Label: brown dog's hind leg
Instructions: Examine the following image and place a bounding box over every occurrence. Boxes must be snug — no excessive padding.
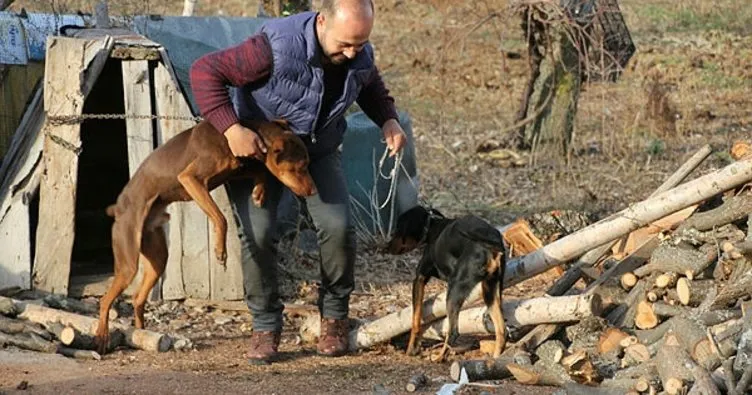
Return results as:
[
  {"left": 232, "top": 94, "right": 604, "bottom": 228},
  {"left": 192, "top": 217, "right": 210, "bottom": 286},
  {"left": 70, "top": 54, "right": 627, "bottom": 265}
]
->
[
  {"left": 177, "top": 161, "right": 228, "bottom": 264},
  {"left": 96, "top": 221, "right": 140, "bottom": 354},
  {"left": 406, "top": 274, "right": 428, "bottom": 356},
  {"left": 132, "top": 227, "right": 168, "bottom": 330}
]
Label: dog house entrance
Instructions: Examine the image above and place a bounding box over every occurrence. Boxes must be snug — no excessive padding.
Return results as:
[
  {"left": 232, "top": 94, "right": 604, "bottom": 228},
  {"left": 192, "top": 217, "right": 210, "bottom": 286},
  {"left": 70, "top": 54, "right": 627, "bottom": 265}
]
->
[{"left": 68, "top": 58, "right": 136, "bottom": 296}]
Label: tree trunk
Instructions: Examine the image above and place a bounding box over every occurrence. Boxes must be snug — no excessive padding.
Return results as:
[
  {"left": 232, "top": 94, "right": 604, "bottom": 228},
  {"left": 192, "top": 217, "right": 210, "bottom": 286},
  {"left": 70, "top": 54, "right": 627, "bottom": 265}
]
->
[{"left": 523, "top": 24, "right": 581, "bottom": 160}]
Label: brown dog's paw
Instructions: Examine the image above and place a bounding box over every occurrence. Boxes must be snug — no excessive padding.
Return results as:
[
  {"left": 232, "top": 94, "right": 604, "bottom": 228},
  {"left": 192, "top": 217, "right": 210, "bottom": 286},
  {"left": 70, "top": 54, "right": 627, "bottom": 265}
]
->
[
  {"left": 252, "top": 184, "right": 265, "bottom": 207},
  {"left": 94, "top": 333, "right": 109, "bottom": 355},
  {"left": 215, "top": 246, "right": 227, "bottom": 264},
  {"left": 406, "top": 346, "right": 421, "bottom": 357}
]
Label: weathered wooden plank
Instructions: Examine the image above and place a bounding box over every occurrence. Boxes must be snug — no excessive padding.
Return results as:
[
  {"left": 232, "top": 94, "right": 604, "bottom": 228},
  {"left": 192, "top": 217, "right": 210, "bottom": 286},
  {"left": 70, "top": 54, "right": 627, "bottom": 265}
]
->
[
  {"left": 33, "top": 37, "right": 110, "bottom": 295},
  {"left": 209, "top": 186, "right": 244, "bottom": 300},
  {"left": 152, "top": 61, "right": 200, "bottom": 300},
  {"left": 0, "top": 62, "right": 44, "bottom": 159},
  {"left": 121, "top": 59, "right": 155, "bottom": 298}
]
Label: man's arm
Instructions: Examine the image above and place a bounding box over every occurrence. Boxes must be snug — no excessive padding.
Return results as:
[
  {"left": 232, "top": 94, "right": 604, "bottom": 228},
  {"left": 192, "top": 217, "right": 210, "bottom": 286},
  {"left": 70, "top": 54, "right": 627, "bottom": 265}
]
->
[
  {"left": 189, "top": 34, "right": 273, "bottom": 133},
  {"left": 355, "top": 66, "right": 399, "bottom": 127},
  {"left": 356, "top": 67, "right": 406, "bottom": 157}
]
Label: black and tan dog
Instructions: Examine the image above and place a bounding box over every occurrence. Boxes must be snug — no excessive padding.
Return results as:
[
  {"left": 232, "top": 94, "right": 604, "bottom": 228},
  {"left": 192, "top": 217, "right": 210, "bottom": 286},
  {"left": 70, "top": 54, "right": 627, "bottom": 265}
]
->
[{"left": 387, "top": 205, "right": 507, "bottom": 361}]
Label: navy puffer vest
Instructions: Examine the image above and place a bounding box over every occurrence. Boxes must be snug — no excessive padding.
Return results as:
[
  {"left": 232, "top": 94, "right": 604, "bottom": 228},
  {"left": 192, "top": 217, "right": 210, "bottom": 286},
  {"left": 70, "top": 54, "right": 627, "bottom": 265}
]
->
[{"left": 232, "top": 11, "right": 376, "bottom": 157}]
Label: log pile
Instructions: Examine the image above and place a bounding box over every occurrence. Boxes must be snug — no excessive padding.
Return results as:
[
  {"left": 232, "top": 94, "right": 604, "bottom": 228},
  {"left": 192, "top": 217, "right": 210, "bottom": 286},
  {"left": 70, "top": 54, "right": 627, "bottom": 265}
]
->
[
  {"left": 395, "top": 142, "right": 752, "bottom": 394},
  {"left": 0, "top": 289, "right": 184, "bottom": 360}
]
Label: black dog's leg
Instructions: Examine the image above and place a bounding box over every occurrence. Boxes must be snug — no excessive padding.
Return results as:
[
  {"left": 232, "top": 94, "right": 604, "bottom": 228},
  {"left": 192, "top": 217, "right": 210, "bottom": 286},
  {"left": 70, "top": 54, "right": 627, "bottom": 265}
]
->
[
  {"left": 406, "top": 273, "right": 429, "bottom": 356},
  {"left": 407, "top": 257, "right": 436, "bottom": 356},
  {"left": 435, "top": 280, "right": 475, "bottom": 362},
  {"left": 482, "top": 278, "right": 506, "bottom": 357}
]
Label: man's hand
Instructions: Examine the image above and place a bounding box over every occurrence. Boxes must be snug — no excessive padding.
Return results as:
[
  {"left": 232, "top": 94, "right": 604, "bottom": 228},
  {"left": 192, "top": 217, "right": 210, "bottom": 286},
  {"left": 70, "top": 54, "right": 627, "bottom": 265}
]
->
[
  {"left": 224, "top": 123, "right": 267, "bottom": 160},
  {"left": 382, "top": 118, "right": 407, "bottom": 157}
]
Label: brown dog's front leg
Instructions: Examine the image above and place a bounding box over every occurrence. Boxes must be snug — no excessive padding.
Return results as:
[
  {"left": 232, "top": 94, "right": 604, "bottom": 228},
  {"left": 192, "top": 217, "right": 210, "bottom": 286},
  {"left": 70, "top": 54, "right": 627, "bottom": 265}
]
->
[
  {"left": 251, "top": 170, "right": 267, "bottom": 207},
  {"left": 177, "top": 161, "right": 228, "bottom": 265},
  {"left": 406, "top": 274, "right": 428, "bottom": 356}
]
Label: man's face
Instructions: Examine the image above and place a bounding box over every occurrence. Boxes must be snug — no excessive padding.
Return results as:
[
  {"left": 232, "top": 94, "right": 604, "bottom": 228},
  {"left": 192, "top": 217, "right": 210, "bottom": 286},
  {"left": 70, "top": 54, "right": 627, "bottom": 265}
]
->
[{"left": 316, "top": 8, "right": 373, "bottom": 65}]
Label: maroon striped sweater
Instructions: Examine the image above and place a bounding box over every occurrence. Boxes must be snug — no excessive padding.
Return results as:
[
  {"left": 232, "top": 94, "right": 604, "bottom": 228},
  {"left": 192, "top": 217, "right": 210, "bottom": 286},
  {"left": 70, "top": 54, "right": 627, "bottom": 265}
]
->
[{"left": 189, "top": 34, "right": 399, "bottom": 134}]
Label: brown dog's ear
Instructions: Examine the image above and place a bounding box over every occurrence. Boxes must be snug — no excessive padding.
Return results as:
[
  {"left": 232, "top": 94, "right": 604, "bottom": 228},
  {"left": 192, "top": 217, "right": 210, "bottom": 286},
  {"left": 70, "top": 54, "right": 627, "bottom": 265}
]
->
[{"left": 272, "top": 119, "right": 289, "bottom": 129}]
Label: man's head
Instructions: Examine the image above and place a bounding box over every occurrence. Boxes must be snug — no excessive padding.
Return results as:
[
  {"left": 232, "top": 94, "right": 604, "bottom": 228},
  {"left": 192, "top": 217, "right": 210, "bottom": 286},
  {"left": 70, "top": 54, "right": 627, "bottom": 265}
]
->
[{"left": 316, "top": 0, "right": 374, "bottom": 65}]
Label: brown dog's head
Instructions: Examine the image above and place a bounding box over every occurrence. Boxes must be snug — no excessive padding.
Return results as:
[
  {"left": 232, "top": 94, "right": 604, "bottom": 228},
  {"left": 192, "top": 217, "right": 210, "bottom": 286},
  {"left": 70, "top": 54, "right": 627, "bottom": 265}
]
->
[
  {"left": 386, "top": 205, "right": 444, "bottom": 254},
  {"left": 255, "top": 120, "right": 317, "bottom": 198}
]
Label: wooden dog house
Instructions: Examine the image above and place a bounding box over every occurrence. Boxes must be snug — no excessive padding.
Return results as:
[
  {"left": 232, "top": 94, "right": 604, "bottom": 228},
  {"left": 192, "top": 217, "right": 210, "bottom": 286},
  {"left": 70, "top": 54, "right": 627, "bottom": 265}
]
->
[{"left": 0, "top": 29, "right": 245, "bottom": 301}]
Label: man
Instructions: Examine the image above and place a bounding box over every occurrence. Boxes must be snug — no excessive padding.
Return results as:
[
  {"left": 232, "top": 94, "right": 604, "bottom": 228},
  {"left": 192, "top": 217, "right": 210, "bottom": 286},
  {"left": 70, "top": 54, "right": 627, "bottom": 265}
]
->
[{"left": 189, "top": 0, "right": 407, "bottom": 364}]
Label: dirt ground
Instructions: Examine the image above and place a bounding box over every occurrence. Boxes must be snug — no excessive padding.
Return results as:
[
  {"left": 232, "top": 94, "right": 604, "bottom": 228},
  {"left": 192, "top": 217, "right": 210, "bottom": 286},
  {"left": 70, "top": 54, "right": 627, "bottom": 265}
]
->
[{"left": 4, "top": 0, "right": 752, "bottom": 393}]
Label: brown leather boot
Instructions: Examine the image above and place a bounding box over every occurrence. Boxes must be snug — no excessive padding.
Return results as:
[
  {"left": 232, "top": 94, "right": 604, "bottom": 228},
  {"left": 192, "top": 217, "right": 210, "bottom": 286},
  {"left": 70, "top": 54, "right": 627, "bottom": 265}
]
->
[
  {"left": 317, "top": 318, "right": 349, "bottom": 357},
  {"left": 246, "top": 330, "right": 281, "bottom": 365}
]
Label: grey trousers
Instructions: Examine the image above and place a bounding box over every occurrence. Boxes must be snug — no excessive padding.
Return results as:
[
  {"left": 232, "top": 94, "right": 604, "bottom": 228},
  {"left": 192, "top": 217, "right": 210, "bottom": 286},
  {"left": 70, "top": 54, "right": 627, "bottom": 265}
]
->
[{"left": 226, "top": 150, "right": 356, "bottom": 332}]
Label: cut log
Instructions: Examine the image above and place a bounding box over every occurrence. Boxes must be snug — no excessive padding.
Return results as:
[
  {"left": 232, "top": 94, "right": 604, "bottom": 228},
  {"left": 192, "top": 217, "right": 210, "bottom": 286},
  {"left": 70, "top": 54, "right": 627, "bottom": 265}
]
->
[
  {"left": 561, "top": 349, "right": 600, "bottom": 385},
  {"left": 657, "top": 333, "right": 693, "bottom": 394},
  {"left": 419, "top": 293, "right": 602, "bottom": 340},
  {"left": 507, "top": 360, "right": 572, "bottom": 387},
  {"left": 0, "top": 297, "right": 17, "bottom": 316},
  {"left": 651, "top": 302, "right": 742, "bottom": 326},
  {"left": 57, "top": 346, "right": 102, "bottom": 361},
  {"left": 54, "top": 325, "right": 122, "bottom": 352},
  {"left": 669, "top": 317, "right": 721, "bottom": 371},
  {"left": 405, "top": 373, "right": 427, "bottom": 392},
  {"left": 686, "top": 356, "right": 721, "bottom": 395},
  {"left": 710, "top": 259, "right": 752, "bottom": 310},
  {"left": 677, "top": 278, "right": 716, "bottom": 307},
  {"left": 734, "top": 327, "right": 752, "bottom": 374},
  {"left": 598, "top": 327, "right": 629, "bottom": 354},
  {"left": 635, "top": 300, "right": 659, "bottom": 330},
  {"left": 623, "top": 343, "right": 651, "bottom": 366},
  {"left": 536, "top": 339, "right": 566, "bottom": 364},
  {"left": 606, "top": 274, "right": 652, "bottom": 328},
  {"left": 352, "top": 156, "right": 752, "bottom": 349},
  {"left": 449, "top": 350, "right": 531, "bottom": 382},
  {"left": 0, "top": 296, "right": 170, "bottom": 352},
  {"left": 621, "top": 272, "right": 638, "bottom": 290},
  {"left": 656, "top": 272, "right": 679, "bottom": 288},
  {"left": 43, "top": 294, "right": 117, "bottom": 320},
  {"left": 566, "top": 316, "right": 609, "bottom": 351},
  {"left": 635, "top": 244, "right": 718, "bottom": 280},
  {"left": 676, "top": 192, "right": 752, "bottom": 234},
  {"left": 735, "top": 362, "right": 752, "bottom": 395},
  {"left": 0, "top": 331, "right": 58, "bottom": 353},
  {"left": 0, "top": 315, "right": 52, "bottom": 340}
]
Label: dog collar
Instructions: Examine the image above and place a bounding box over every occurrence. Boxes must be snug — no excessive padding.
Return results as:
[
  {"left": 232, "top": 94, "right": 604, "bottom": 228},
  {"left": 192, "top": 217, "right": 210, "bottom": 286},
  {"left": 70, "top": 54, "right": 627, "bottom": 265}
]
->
[{"left": 418, "top": 209, "right": 442, "bottom": 244}]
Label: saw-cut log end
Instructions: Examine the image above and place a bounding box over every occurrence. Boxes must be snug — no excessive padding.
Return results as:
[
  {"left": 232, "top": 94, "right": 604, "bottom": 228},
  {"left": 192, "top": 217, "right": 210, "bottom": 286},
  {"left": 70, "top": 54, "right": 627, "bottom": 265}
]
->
[
  {"left": 635, "top": 301, "right": 659, "bottom": 330},
  {"left": 621, "top": 272, "right": 638, "bottom": 290}
]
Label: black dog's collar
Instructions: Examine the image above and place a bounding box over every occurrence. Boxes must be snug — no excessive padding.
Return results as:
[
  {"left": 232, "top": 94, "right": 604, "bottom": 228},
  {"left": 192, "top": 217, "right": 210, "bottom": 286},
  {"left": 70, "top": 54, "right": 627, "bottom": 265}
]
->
[{"left": 418, "top": 208, "right": 443, "bottom": 244}]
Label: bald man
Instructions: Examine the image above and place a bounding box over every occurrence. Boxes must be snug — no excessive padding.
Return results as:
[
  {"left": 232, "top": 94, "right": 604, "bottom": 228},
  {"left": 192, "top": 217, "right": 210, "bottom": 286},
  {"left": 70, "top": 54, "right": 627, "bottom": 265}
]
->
[{"left": 189, "top": 0, "right": 406, "bottom": 364}]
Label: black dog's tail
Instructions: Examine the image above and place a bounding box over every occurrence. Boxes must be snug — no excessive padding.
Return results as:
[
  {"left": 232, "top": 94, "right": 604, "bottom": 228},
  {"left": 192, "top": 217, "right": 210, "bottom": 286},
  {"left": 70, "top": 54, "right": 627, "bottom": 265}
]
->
[{"left": 455, "top": 215, "right": 505, "bottom": 249}]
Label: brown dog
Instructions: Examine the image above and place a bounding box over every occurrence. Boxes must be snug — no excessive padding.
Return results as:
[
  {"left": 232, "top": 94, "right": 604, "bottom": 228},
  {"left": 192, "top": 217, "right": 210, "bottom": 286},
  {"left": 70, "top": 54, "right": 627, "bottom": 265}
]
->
[{"left": 95, "top": 119, "right": 316, "bottom": 354}]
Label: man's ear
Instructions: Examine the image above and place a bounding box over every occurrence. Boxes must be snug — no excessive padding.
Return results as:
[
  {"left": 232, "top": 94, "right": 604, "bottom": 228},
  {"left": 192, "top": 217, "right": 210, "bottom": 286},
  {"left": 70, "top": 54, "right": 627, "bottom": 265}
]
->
[{"left": 272, "top": 119, "right": 289, "bottom": 129}]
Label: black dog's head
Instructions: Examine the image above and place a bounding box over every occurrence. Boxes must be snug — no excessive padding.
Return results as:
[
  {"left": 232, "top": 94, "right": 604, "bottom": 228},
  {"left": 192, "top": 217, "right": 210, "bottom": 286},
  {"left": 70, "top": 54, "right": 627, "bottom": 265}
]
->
[{"left": 386, "top": 205, "right": 444, "bottom": 254}]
